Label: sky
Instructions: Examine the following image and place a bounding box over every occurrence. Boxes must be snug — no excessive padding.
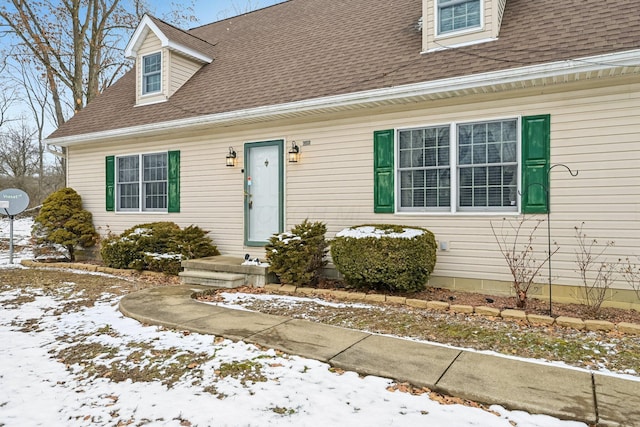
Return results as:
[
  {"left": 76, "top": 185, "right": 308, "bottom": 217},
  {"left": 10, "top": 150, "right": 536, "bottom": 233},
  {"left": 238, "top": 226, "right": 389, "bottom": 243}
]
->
[
  {"left": 0, "top": 0, "right": 286, "bottom": 140},
  {"left": 153, "top": 0, "right": 285, "bottom": 26}
]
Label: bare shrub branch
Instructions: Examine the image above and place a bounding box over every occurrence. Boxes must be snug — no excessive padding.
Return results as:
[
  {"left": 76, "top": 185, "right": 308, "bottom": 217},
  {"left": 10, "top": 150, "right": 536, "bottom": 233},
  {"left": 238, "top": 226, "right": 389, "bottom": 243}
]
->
[
  {"left": 491, "top": 216, "right": 558, "bottom": 309},
  {"left": 574, "top": 222, "right": 619, "bottom": 316},
  {"left": 620, "top": 256, "right": 640, "bottom": 301}
]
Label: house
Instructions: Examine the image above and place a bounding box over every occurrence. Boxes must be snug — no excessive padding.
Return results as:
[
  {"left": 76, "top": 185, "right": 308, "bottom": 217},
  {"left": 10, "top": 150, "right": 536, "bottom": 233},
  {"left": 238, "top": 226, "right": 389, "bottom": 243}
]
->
[{"left": 46, "top": 0, "right": 640, "bottom": 308}]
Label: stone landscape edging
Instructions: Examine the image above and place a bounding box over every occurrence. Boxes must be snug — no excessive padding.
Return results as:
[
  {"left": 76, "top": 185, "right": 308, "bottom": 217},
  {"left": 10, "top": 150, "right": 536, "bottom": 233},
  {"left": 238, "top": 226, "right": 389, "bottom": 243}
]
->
[
  {"left": 18, "top": 260, "right": 640, "bottom": 335},
  {"left": 263, "top": 284, "right": 640, "bottom": 335}
]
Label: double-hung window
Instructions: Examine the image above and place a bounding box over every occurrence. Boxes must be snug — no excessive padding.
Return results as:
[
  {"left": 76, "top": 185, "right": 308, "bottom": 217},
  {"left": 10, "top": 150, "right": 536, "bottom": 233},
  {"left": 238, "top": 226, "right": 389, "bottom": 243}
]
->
[
  {"left": 399, "top": 125, "right": 451, "bottom": 210},
  {"left": 116, "top": 153, "right": 168, "bottom": 212},
  {"left": 142, "top": 52, "right": 162, "bottom": 94},
  {"left": 398, "top": 118, "right": 518, "bottom": 213},
  {"left": 438, "top": 0, "right": 482, "bottom": 34},
  {"left": 374, "top": 115, "right": 549, "bottom": 215}
]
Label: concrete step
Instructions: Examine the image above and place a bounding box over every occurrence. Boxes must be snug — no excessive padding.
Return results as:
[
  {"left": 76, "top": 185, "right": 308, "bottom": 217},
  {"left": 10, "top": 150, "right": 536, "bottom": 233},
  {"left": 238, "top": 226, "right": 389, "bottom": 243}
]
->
[
  {"left": 182, "top": 256, "right": 268, "bottom": 275},
  {"left": 179, "top": 270, "right": 246, "bottom": 288}
]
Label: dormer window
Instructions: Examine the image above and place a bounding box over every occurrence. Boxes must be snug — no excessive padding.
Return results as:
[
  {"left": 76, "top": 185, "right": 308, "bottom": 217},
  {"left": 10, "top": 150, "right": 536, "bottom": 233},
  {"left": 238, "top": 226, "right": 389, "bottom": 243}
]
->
[
  {"left": 143, "top": 52, "right": 162, "bottom": 94},
  {"left": 125, "top": 15, "right": 213, "bottom": 106},
  {"left": 438, "top": 0, "right": 481, "bottom": 35}
]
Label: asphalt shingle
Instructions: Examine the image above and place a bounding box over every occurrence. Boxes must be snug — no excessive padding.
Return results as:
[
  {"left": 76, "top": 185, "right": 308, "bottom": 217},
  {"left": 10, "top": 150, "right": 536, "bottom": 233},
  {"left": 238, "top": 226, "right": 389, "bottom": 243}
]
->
[{"left": 49, "top": 0, "right": 640, "bottom": 139}]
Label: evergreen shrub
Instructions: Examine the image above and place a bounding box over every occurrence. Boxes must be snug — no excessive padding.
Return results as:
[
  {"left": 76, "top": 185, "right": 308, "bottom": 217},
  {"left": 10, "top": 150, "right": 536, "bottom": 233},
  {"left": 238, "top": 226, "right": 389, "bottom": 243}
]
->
[
  {"left": 32, "top": 187, "right": 98, "bottom": 261},
  {"left": 265, "top": 219, "right": 328, "bottom": 286},
  {"left": 330, "top": 224, "right": 437, "bottom": 293},
  {"left": 100, "top": 222, "right": 219, "bottom": 274}
]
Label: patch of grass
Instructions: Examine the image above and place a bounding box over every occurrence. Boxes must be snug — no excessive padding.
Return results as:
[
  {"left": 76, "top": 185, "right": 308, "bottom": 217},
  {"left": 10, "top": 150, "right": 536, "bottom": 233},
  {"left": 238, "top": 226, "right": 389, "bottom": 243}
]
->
[
  {"left": 203, "top": 385, "right": 228, "bottom": 399},
  {"left": 10, "top": 317, "right": 44, "bottom": 332},
  {"left": 236, "top": 297, "right": 640, "bottom": 375},
  {"left": 270, "top": 406, "right": 296, "bottom": 415},
  {"left": 57, "top": 342, "right": 121, "bottom": 378},
  {"left": 96, "top": 324, "right": 120, "bottom": 337},
  {"left": 56, "top": 339, "right": 213, "bottom": 387},
  {"left": 215, "top": 359, "right": 268, "bottom": 385},
  {"left": 0, "top": 292, "right": 37, "bottom": 307}
]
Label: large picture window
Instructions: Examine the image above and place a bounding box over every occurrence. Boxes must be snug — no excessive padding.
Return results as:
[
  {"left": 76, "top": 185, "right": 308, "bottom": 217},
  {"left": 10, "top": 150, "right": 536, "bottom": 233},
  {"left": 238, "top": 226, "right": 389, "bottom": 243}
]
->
[
  {"left": 398, "top": 118, "right": 518, "bottom": 213},
  {"left": 142, "top": 52, "right": 162, "bottom": 94},
  {"left": 437, "top": 0, "right": 481, "bottom": 35},
  {"left": 116, "top": 153, "right": 168, "bottom": 212}
]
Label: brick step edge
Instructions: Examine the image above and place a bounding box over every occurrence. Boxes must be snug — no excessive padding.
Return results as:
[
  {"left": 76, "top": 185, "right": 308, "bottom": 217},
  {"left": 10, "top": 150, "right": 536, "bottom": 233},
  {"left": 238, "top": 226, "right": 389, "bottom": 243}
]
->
[
  {"left": 20, "top": 259, "right": 172, "bottom": 279},
  {"left": 263, "top": 284, "right": 640, "bottom": 335}
]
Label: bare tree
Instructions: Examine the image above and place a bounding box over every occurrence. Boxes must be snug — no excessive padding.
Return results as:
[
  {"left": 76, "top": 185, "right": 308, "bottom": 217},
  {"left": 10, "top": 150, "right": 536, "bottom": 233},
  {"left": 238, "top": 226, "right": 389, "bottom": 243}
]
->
[
  {"left": 0, "top": 0, "right": 196, "bottom": 127},
  {"left": 8, "top": 57, "right": 53, "bottom": 200},
  {"left": 0, "top": 119, "right": 38, "bottom": 187},
  {"left": 0, "top": 61, "right": 17, "bottom": 129}
]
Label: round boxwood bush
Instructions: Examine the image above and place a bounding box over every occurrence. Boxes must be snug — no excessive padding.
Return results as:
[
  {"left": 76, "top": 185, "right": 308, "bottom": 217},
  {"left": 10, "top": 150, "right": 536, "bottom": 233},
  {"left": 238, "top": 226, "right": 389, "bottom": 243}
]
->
[
  {"left": 100, "top": 222, "right": 219, "bottom": 274},
  {"left": 330, "top": 224, "right": 436, "bottom": 293}
]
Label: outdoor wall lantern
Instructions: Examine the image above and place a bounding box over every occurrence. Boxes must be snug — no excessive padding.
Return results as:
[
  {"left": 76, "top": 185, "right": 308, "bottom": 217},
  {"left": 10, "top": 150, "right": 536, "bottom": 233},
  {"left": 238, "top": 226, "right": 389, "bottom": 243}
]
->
[
  {"left": 288, "top": 141, "right": 300, "bottom": 163},
  {"left": 226, "top": 147, "right": 237, "bottom": 167}
]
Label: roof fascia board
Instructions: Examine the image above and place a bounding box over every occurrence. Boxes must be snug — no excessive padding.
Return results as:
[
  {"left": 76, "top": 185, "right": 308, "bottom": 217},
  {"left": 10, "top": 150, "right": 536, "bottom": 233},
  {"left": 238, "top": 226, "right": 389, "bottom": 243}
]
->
[
  {"left": 166, "top": 41, "right": 213, "bottom": 63},
  {"left": 125, "top": 15, "right": 167, "bottom": 59},
  {"left": 125, "top": 15, "right": 212, "bottom": 63},
  {"left": 48, "top": 48, "right": 640, "bottom": 147}
]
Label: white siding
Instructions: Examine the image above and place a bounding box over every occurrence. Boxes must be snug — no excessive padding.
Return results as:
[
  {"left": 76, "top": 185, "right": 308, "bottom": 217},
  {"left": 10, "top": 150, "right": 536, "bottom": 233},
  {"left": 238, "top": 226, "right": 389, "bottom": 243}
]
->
[{"left": 67, "top": 77, "right": 640, "bottom": 293}]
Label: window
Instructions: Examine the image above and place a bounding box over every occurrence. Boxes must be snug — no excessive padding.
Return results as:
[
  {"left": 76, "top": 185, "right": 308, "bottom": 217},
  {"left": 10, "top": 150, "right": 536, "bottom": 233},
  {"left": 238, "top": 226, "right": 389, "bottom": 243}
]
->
[
  {"left": 106, "top": 151, "right": 180, "bottom": 213},
  {"left": 142, "top": 52, "right": 162, "bottom": 94},
  {"left": 373, "top": 116, "right": 549, "bottom": 215},
  {"left": 397, "top": 118, "right": 518, "bottom": 213},
  {"left": 438, "top": 0, "right": 481, "bottom": 34},
  {"left": 116, "top": 153, "right": 168, "bottom": 211},
  {"left": 399, "top": 125, "right": 451, "bottom": 210}
]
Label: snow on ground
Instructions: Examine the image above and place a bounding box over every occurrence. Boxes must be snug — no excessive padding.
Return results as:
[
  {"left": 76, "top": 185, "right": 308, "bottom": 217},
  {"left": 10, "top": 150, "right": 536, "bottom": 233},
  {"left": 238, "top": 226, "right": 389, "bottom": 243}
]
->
[
  {"left": 0, "top": 216, "right": 34, "bottom": 266},
  {"left": 0, "top": 217, "right": 588, "bottom": 426}
]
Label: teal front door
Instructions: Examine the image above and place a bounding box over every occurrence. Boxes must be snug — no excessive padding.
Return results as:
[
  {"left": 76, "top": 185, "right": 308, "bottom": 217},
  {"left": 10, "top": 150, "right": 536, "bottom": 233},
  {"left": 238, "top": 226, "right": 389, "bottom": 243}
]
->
[{"left": 244, "top": 140, "right": 284, "bottom": 246}]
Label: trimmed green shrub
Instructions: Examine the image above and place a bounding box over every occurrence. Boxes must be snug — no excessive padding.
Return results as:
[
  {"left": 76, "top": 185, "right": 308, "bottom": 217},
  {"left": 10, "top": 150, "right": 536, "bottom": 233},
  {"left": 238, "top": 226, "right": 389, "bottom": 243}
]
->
[
  {"left": 169, "top": 225, "right": 220, "bottom": 259},
  {"left": 32, "top": 187, "right": 98, "bottom": 261},
  {"left": 100, "top": 222, "right": 219, "bottom": 274},
  {"left": 143, "top": 253, "right": 184, "bottom": 275},
  {"left": 330, "top": 224, "right": 437, "bottom": 293},
  {"left": 265, "top": 219, "right": 328, "bottom": 286}
]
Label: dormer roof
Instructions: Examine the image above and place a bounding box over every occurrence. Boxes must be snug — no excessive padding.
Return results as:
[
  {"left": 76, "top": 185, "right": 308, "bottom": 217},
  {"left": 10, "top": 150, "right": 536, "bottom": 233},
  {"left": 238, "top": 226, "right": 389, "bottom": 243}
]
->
[{"left": 125, "top": 14, "right": 214, "bottom": 64}]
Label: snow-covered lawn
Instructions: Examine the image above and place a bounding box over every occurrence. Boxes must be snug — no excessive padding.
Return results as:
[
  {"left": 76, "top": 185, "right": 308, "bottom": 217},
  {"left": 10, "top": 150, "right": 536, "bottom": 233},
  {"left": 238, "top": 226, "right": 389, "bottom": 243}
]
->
[{"left": 0, "top": 217, "right": 588, "bottom": 426}]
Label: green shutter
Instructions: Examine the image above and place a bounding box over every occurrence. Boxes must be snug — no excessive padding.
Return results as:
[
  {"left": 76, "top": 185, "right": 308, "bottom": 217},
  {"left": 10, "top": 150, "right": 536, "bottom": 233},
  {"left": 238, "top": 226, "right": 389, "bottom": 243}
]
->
[
  {"left": 373, "top": 129, "right": 394, "bottom": 213},
  {"left": 168, "top": 150, "right": 180, "bottom": 213},
  {"left": 105, "top": 156, "right": 115, "bottom": 211},
  {"left": 521, "top": 115, "right": 550, "bottom": 214}
]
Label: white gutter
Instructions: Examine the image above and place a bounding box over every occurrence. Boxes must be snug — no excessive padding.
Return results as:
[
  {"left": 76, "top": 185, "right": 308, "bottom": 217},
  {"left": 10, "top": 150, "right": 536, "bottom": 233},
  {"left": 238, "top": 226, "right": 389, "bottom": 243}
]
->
[{"left": 47, "top": 48, "right": 640, "bottom": 147}]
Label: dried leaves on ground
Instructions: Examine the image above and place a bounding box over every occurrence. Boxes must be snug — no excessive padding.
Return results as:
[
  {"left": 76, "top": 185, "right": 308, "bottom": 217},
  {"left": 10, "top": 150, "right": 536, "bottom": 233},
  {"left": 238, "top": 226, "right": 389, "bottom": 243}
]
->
[{"left": 200, "top": 285, "right": 640, "bottom": 376}]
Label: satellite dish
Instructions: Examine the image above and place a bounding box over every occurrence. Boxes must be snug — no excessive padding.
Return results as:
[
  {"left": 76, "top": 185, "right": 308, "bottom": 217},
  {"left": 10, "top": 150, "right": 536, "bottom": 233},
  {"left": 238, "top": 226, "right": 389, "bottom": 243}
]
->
[{"left": 0, "top": 188, "right": 30, "bottom": 216}]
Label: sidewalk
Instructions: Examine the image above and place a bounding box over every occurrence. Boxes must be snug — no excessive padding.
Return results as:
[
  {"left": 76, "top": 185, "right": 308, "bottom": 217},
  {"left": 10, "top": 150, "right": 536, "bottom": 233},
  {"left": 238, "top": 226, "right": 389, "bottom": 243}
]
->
[{"left": 119, "top": 285, "right": 640, "bottom": 427}]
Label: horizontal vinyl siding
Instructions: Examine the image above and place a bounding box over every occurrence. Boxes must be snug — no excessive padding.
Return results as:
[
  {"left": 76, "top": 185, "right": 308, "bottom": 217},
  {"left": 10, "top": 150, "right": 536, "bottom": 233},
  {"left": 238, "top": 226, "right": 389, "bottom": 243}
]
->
[
  {"left": 168, "top": 52, "right": 201, "bottom": 97},
  {"left": 67, "top": 77, "right": 640, "bottom": 291}
]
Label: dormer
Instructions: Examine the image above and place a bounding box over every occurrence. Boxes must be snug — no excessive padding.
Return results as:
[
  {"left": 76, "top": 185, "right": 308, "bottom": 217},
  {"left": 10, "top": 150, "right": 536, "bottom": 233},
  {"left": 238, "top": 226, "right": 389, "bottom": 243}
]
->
[
  {"left": 125, "top": 15, "right": 214, "bottom": 106},
  {"left": 422, "top": 0, "right": 507, "bottom": 53}
]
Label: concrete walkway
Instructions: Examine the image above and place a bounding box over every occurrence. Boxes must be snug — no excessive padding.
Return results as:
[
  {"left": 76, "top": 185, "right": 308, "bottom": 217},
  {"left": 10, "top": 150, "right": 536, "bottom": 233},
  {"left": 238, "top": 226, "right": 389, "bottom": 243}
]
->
[{"left": 119, "top": 285, "right": 640, "bottom": 427}]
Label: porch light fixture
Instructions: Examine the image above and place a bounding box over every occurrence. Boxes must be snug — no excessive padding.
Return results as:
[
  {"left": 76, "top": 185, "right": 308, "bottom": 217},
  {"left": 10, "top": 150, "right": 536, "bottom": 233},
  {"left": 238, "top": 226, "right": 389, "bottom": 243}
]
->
[
  {"left": 288, "top": 142, "right": 300, "bottom": 163},
  {"left": 226, "top": 147, "right": 237, "bottom": 167}
]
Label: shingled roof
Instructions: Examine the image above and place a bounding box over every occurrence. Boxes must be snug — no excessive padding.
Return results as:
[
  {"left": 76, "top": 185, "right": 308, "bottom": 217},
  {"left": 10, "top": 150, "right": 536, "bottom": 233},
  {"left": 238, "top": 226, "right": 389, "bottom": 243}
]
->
[{"left": 49, "top": 0, "right": 640, "bottom": 141}]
